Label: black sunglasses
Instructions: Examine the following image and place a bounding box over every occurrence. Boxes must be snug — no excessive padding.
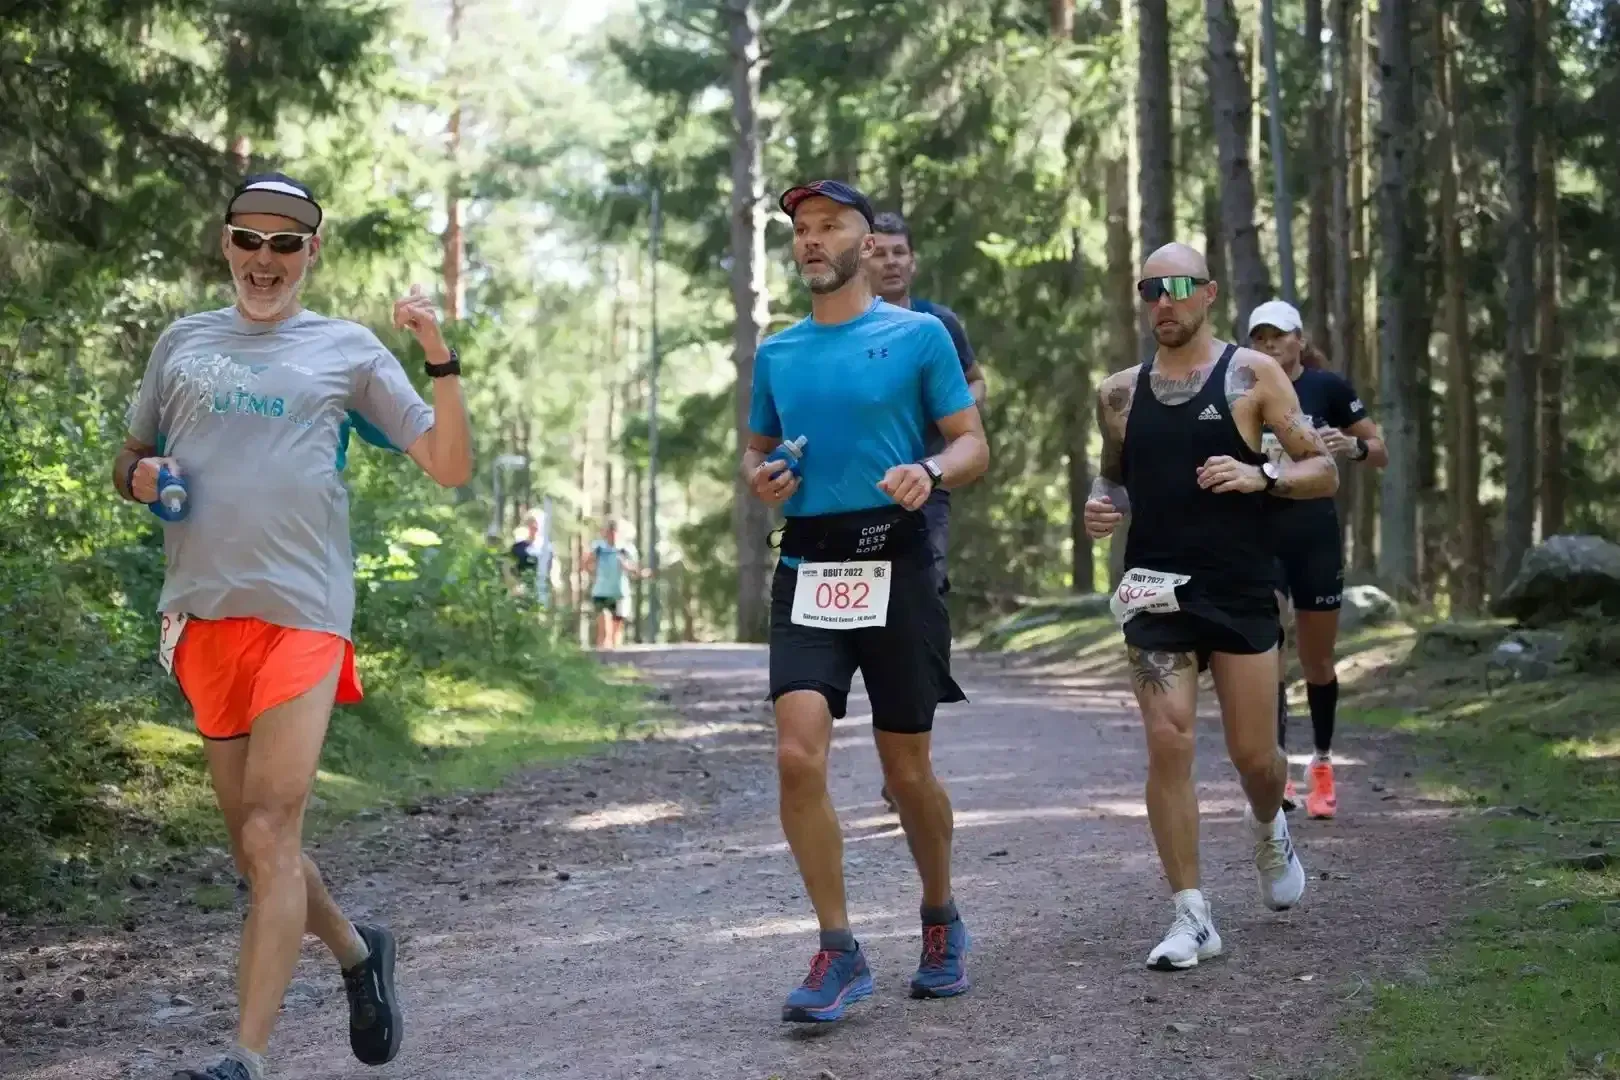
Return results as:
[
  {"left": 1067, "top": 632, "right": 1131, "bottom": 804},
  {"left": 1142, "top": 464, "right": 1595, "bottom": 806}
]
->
[
  {"left": 1136, "top": 275, "right": 1210, "bottom": 303},
  {"left": 227, "top": 225, "right": 314, "bottom": 255}
]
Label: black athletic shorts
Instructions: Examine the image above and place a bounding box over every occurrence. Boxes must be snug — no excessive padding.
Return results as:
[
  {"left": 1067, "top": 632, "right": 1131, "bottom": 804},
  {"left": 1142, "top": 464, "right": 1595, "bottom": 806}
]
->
[
  {"left": 592, "top": 596, "right": 619, "bottom": 614},
  {"left": 1273, "top": 507, "right": 1344, "bottom": 612},
  {"left": 767, "top": 553, "right": 966, "bottom": 734},
  {"left": 1123, "top": 592, "right": 1280, "bottom": 673}
]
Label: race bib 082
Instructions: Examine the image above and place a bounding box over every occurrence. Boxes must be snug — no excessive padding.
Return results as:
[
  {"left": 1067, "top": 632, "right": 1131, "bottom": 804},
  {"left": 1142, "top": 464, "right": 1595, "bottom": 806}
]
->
[
  {"left": 790, "top": 561, "right": 892, "bottom": 630},
  {"left": 1110, "top": 568, "right": 1191, "bottom": 627}
]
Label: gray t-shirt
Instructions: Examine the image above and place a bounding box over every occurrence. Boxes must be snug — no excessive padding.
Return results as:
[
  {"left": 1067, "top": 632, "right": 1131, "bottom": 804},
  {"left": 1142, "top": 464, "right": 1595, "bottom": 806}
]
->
[{"left": 126, "top": 307, "right": 435, "bottom": 640}]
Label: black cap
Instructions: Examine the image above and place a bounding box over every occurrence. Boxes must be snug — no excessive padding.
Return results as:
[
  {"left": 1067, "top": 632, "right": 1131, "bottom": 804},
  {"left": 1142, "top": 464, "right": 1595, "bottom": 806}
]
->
[
  {"left": 226, "top": 172, "right": 323, "bottom": 231},
  {"left": 778, "top": 180, "right": 875, "bottom": 227}
]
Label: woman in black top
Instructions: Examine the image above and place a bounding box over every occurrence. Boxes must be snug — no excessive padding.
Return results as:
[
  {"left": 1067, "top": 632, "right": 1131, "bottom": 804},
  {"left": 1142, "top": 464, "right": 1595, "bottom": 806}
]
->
[{"left": 1247, "top": 301, "right": 1387, "bottom": 820}]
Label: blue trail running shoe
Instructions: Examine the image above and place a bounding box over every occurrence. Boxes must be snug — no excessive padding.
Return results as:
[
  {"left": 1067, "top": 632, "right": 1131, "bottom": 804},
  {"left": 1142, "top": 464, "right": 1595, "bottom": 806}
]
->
[
  {"left": 909, "top": 918, "right": 971, "bottom": 999},
  {"left": 781, "top": 947, "right": 874, "bottom": 1023}
]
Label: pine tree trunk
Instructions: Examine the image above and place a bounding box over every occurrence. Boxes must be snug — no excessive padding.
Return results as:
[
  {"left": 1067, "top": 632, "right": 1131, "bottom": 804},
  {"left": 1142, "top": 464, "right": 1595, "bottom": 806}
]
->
[
  {"left": 725, "top": 0, "right": 772, "bottom": 642},
  {"left": 1204, "top": 181, "right": 1231, "bottom": 334},
  {"left": 1349, "top": 0, "right": 1375, "bottom": 573},
  {"left": 1128, "top": 0, "right": 1172, "bottom": 579},
  {"left": 1375, "top": 0, "right": 1419, "bottom": 599},
  {"left": 1050, "top": 0, "right": 1074, "bottom": 39},
  {"left": 1498, "top": 0, "right": 1539, "bottom": 595},
  {"left": 1205, "top": 0, "right": 1274, "bottom": 339},
  {"left": 442, "top": 0, "right": 465, "bottom": 322},
  {"left": 1305, "top": 0, "right": 1331, "bottom": 351},
  {"left": 1535, "top": 0, "right": 1564, "bottom": 538},
  {"left": 1064, "top": 0, "right": 1099, "bottom": 593},
  {"left": 1330, "top": 0, "right": 1356, "bottom": 384},
  {"left": 1137, "top": 0, "right": 1174, "bottom": 258}
]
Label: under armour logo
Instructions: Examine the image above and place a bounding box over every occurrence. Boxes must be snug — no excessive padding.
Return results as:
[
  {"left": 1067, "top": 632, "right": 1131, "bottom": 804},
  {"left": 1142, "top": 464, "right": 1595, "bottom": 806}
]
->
[
  {"left": 1197, "top": 404, "right": 1221, "bottom": 421},
  {"left": 867, "top": 348, "right": 889, "bottom": 359}
]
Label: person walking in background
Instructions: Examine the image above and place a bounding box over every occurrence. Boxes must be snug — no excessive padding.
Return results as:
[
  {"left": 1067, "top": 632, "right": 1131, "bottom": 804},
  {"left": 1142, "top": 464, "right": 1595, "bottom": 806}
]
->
[{"left": 584, "top": 518, "right": 649, "bottom": 649}]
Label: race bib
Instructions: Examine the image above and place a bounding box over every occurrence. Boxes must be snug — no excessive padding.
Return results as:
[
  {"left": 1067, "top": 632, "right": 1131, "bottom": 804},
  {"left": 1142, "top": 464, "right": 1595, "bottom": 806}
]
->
[
  {"left": 158, "top": 612, "right": 189, "bottom": 674},
  {"left": 790, "top": 561, "right": 892, "bottom": 630},
  {"left": 1110, "top": 569, "right": 1192, "bottom": 627}
]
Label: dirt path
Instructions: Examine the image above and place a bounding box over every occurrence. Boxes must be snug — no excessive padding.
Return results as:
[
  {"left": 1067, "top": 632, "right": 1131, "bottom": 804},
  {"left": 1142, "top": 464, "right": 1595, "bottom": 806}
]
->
[{"left": 2, "top": 645, "right": 1462, "bottom": 1080}]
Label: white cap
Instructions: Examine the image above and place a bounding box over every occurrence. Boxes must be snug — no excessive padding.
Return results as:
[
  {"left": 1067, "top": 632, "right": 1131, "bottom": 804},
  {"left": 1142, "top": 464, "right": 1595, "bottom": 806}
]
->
[{"left": 1247, "top": 299, "right": 1302, "bottom": 335}]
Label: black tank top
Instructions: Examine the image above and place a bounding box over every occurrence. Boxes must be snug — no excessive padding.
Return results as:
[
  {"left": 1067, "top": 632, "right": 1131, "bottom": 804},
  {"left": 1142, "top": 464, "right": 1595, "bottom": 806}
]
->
[{"left": 1121, "top": 344, "right": 1275, "bottom": 601}]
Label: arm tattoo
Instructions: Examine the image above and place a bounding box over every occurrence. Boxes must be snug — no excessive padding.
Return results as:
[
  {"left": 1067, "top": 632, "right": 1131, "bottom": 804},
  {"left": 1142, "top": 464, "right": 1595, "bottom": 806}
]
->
[
  {"left": 1095, "top": 381, "right": 1132, "bottom": 484},
  {"left": 1225, "top": 361, "right": 1259, "bottom": 410},
  {"left": 1273, "top": 410, "right": 1334, "bottom": 497},
  {"left": 1149, "top": 368, "right": 1208, "bottom": 406},
  {"left": 1127, "top": 646, "right": 1194, "bottom": 695},
  {"left": 1278, "top": 411, "right": 1331, "bottom": 457}
]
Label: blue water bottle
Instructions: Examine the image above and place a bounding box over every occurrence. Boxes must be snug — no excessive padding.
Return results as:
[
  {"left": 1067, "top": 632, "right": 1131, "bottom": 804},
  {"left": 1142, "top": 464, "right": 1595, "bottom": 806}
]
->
[
  {"left": 764, "top": 435, "right": 807, "bottom": 477},
  {"left": 149, "top": 465, "right": 190, "bottom": 522}
]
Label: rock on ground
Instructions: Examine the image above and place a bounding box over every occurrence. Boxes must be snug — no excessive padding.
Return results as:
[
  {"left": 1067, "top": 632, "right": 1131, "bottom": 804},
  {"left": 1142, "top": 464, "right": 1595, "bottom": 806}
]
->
[{"left": 1494, "top": 534, "right": 1620, "bottom": 625}]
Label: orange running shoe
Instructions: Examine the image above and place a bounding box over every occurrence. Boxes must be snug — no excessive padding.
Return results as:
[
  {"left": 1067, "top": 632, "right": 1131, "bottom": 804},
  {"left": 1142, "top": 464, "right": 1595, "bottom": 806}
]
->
[
  {"left": 1282, "top": 777, "right": 1299, "bottom": 813},
  {"left": 1306, "top": 759, "right": 1337, "bottom": 819}
]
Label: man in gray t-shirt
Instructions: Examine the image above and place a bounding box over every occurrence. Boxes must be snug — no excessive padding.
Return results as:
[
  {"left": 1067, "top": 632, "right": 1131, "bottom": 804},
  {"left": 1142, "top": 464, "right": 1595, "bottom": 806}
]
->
[{"left": 111, "top": 173, "right": 472, "bottom": 1080}]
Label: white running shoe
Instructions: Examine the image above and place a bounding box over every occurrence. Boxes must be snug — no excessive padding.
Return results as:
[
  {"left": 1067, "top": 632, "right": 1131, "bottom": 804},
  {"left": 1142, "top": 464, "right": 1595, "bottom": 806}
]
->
[
  {"left": 1246, "top": 802, "right": 1307, "bottom": 910},
  {"left": 1146, "top": 890, "right": 1223, "bottom": 971}
]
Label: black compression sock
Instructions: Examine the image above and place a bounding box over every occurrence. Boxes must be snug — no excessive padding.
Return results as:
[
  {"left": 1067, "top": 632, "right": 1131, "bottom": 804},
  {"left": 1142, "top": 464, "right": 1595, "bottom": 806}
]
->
[
  {"left": 1276, "top": 681, "right": 1288, "bottom": 750},
  {"left": 1307, "top": 678, "right": 1339, "bottom": 755},
  {"left": 819, "top": 928, "right": 857, "bottom": 954},
  {"left": 921, "top": 900, "right": 959, "bottom": 927}
]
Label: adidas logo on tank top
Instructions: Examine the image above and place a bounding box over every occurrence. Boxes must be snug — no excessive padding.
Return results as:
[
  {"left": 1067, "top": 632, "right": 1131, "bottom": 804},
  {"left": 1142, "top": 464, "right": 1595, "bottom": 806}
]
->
[{"left": 1197, "top": 404, "right": 1221, "bottom": 421}]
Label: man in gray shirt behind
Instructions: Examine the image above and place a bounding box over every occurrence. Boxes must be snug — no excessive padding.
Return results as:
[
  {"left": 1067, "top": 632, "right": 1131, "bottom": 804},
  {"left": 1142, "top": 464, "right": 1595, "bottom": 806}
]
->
[{"left": 111, "top": 173, "right": 473, "bottom": 1080}]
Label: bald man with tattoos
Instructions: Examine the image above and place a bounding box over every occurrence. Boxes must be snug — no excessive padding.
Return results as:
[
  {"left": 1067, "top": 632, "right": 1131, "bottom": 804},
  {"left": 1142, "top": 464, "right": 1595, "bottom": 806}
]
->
[{"left": 1084, "top": 243, "right": 1339, "bottom": 972}]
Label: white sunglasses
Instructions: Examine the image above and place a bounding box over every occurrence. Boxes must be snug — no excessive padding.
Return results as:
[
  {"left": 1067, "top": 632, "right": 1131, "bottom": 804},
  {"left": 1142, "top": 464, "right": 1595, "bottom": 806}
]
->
[{"left": 227, "top": 225, "right": 314, "bottom": 254}]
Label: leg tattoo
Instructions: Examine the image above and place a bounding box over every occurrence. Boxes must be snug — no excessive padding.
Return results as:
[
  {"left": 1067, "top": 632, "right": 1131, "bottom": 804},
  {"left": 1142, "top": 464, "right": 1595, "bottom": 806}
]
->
[{"left": 1127, "top": 647, "right": 1194, "bottom": 694}]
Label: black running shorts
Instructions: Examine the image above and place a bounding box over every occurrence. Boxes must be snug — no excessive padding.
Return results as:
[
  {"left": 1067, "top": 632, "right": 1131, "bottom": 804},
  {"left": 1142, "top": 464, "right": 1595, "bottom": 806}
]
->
[
  {"left": 1273, "top": 509, "right": 1344, "bottom": 612},
  {"left": 1123, "top": 593, "right": 1280, "bottom": 673},
  {"left": 767, "top": 554, "right": 965, "bottom": 734}
]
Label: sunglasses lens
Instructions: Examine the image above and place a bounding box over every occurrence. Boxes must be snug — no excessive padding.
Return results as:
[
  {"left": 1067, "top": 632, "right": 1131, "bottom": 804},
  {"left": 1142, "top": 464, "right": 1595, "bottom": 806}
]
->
[
  {"left": 228, "top": 228, "right": 264, "bottom": 251},
  {"left": 1137, "top": 279, "right": 1166, "bottom": 303},
  {"left": 1168, "top": 276, "right": 1196, "bottom": 301},
  {"left": 268, "top": 234, "right": 308, "bottom": 254}
]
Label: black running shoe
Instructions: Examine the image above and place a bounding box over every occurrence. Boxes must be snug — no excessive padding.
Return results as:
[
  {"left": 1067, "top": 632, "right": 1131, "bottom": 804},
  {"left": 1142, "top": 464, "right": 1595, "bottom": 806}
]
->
[
  {"left": 173, "top": 1058, "right": 251, "bottom": 1080},
  {"left": 342, "top": 923, "right": 403, "bottom": 1065}
]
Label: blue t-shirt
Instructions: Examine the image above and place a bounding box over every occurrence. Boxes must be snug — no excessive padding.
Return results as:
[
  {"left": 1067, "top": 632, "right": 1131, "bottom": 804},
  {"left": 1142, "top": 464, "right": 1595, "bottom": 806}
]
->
[{"left": 748, "top": 299, "right": 975, "bottom": 519}]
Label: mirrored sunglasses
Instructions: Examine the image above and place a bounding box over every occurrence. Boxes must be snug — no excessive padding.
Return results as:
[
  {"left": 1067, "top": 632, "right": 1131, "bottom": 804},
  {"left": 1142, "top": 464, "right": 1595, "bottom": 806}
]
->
[{"left": 1136, "top": 275, "right": 1209, "bottom": 303}]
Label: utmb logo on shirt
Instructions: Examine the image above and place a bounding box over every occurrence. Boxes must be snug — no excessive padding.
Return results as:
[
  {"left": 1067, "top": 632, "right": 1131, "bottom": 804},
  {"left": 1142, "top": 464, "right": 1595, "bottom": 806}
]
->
[{"left": 211, "top": 387, "right": 287, "bottom": 418}]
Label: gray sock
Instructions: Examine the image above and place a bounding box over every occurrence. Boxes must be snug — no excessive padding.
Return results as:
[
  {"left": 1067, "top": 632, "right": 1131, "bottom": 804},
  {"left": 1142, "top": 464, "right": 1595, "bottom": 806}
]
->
[
  {"left": 225, "top": 1045, "right": 267, "bottom": 1080},
  {"left": 921, "top": 900, "right": 959, "bottom": 927},
  {"left": 819, "top": 928, "right": 857, "bottom": 954}
]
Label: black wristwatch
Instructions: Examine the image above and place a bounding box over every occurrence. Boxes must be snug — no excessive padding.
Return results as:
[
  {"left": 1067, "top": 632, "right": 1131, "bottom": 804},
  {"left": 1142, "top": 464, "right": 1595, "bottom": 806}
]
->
[
  {"left": 919, "top": 457, "right": 944, "bottom": 489},
  {"left": 424, "top": 348, "right": 461, "bottom": 379},
  {"left": 1352, "top": 436, "right": 1369, "bottom": 461},
  {"left": 1261, "top": 461, "right": 1280, "bottom": 492}
]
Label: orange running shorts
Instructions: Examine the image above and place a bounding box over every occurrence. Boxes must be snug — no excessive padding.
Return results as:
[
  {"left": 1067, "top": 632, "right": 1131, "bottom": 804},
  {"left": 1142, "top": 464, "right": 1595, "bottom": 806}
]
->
[{"left": 172, "top": 616, "right": 364, "bottom": 740}]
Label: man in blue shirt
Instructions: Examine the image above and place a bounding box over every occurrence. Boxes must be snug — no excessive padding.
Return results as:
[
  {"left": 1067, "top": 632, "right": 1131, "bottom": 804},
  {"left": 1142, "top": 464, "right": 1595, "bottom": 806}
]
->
[{"left": 743, "top": 179, "right": 989, "bottom": 1025}]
